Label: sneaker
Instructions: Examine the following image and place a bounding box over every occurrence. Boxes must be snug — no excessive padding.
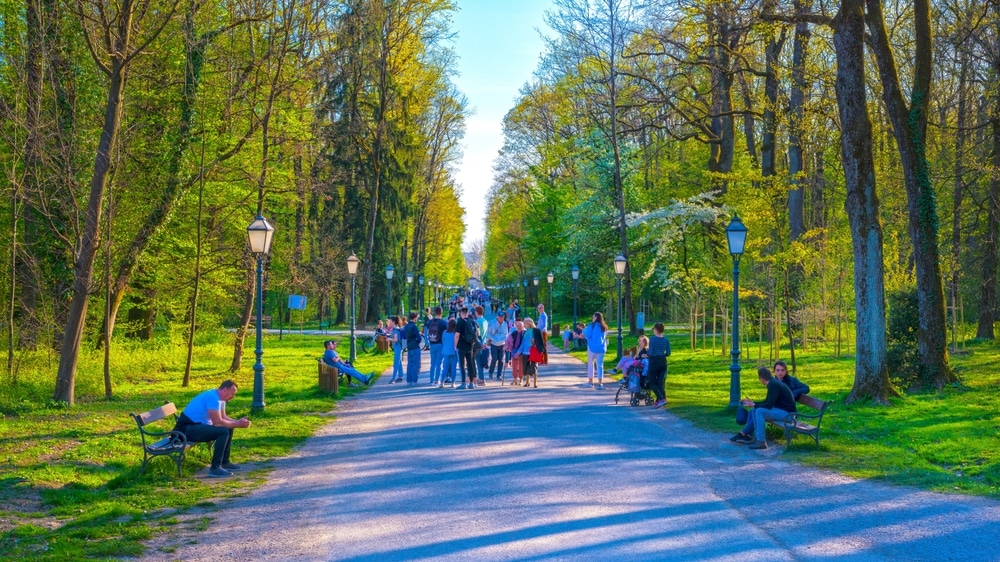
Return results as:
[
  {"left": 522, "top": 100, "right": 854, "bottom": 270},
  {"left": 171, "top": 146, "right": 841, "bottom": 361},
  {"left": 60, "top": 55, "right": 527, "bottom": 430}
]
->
[
  {"left": 737, "top": 433, "right": 754, "bottom": 444},
  {"left": 748, "top": 440, "right": 768, "bottom": 450},
  {"left": 221, "top": 462, "right": 242, "bottom": 471},
  {"left": 208, "top": 467, "right": 232, "bottom": 478},
  {"left": 366, "top": 374, "right": 376, "bottom": 386},
  {"left": 596, "top": 383, "right": 604, "bottom": 390},
  {"left": 450, "top": 382, "right": 457, "bottom": 388},
  {"left": 652, "top": 399, "right": 666, "bottom": 409},
  {"left": 467, "top": 383, "right": 476, "bottom": 389},
  {"left": 729, "top": 432, "right": 748, "bottom": 443}
]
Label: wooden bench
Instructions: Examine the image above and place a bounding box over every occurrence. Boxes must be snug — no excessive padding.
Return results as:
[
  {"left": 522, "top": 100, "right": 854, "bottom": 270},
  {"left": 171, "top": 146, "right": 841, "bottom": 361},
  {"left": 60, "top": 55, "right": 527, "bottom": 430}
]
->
[
  {"left": 767, "top": 394, "right": 829, "bottom": 447},
  {"left": 249, "top": 315, "right": 272, "bottom": 328},
  {"left": 317, "top": 359, "right": 346, "bottom": 393},
  {"left": 130, "top": 402, "right": 208, "bottom": 477}
]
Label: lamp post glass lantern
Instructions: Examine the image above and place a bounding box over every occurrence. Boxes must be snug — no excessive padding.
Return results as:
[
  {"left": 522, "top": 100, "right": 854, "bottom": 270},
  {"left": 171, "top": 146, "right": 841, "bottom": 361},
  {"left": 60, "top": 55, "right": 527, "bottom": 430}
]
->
[
  {"left": 385, "top": 264, "right": 394, "bottom": 318},
  {"left": 547, "top": 272, "right": 554, "bottom": 329},
  {"left": 725, "top": 215, "right": 748, "bottom": 407},
  {"left": 571, "top": 265, "right": 579, "bottom": 328},
  {"left": 247, "top": 216, "right": 274, "bottom": 411},
  {"left": 406, "top": 272, "right": 413, "bottom": 315},
  {"left": 347, "top": 253, "right": 359, "bottom": 362},
  {"left": 614, "top": 254, "right": 627, "bottom": 361}
]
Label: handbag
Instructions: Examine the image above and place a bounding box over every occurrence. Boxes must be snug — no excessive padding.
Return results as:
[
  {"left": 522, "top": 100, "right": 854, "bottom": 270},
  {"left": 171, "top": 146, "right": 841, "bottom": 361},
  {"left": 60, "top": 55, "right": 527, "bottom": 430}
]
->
[
  {"left": 736, "top": 407, "right": 749, "bottom": 425},
  {"left": 529, "top": 345, "right": 544, "bottom": 363}
]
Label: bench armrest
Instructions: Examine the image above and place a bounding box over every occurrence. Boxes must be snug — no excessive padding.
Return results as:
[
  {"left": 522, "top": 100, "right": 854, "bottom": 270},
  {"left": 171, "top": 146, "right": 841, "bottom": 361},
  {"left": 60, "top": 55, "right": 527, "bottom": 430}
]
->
[
  {"left": 140, "top": 428, "right": 188, "bottom": 447},
  {"left": 782, "top": 411, "right": 822, "bottom": 425}
]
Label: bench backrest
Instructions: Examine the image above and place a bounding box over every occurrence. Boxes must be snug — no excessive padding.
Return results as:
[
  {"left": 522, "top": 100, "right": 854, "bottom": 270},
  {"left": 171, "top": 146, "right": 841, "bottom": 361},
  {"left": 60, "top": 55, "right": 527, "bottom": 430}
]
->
[
  {"left": 796, "top": 394, "right": 827, "bottom": 412},
  {"left": 135, "top": 402, "right": 178, "bottom": 428}
]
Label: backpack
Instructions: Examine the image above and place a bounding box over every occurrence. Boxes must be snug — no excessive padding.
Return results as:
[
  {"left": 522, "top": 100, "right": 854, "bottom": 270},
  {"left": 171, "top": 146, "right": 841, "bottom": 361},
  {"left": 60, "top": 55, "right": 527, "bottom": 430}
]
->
[
  {"left": 427, "top": 319, "right": 442, "bottom": 344},
  {"left": 460, "top": 319, "right": 477, "bottom": 344}
]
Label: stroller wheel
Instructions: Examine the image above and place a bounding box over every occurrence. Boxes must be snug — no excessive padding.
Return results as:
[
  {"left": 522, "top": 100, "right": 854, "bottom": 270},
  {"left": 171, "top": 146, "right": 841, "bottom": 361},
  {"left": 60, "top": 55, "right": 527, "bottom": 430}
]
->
[
  {"left": 645, "top": 392, "right": 656, "bottom": 406},
  {"left": 629, "top": 394, "right": 639, "bottom": 407}
]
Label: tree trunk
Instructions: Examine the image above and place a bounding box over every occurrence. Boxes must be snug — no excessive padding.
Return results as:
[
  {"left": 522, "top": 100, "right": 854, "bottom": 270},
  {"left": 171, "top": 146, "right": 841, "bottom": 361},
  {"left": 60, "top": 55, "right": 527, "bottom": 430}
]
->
[
  {"left": 833, "top": 0, "right": 894, "bottom": 404},
  {"left": 865, "top": 0, "right": 953, "bottom": 388},
  {"left": 978, "top": 113, "right": 1000, "bottom": 339},
  {"left": 788, "top": 0, "right": 811, "bottom": 240}
]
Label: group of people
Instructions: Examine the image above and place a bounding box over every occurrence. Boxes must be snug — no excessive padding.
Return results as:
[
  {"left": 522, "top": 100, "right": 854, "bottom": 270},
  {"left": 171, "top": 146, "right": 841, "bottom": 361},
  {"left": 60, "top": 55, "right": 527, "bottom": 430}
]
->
[
  {"left": 730, "top": 361, "right": 810, "bottom": 450},
  {"left": 377, "top": 303, "right": 551, "bottom": 389},
  {"left": 609, "top": 322, "right": 673, "bottom": 408}
]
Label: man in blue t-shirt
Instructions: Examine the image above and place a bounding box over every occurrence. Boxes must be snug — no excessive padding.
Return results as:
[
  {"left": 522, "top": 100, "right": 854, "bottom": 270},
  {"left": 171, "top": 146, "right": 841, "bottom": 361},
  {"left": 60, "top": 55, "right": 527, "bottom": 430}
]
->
[
  {"left": 323, "top": 340, "right": 375, "bottom": 386},
  {"left": 173, "top": 379, "right": 251, "bottom": 478}
]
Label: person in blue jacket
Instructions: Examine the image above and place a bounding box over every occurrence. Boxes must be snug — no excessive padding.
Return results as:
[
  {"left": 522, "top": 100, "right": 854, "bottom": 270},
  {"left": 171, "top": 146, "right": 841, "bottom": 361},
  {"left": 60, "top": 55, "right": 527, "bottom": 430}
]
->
[{"left": 582, "top": 312, "right": 609, "bottom": 389}]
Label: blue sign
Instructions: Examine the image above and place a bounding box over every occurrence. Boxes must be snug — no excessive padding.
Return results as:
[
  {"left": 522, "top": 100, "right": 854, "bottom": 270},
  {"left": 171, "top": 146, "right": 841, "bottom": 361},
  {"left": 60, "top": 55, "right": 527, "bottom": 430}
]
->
[{"left": 288, "top": 295, "right": 307, "bottom": 310}]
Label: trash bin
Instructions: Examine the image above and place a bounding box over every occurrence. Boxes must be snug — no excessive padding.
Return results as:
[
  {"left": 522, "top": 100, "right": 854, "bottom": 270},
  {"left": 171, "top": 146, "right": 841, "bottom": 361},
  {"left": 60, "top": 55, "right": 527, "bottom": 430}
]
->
[{"left": 376, "top": 334, "right": 389, "bottom": 353}]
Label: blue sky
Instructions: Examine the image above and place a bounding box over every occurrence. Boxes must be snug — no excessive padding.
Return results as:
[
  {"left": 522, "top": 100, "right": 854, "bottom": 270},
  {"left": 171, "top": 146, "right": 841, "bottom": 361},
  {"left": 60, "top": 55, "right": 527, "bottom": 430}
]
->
[{"left": 450, "top": 0, "right": 553, "bottom": 249}]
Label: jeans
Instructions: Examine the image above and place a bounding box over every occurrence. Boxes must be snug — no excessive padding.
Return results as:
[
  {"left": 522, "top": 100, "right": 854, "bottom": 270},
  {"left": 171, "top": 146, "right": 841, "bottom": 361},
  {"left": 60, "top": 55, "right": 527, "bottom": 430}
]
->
[
  {"left": 586, "top": 350, "right": 605, "bottom": 383},
  {"left": 457, "top": 347, "right": 476, "bottom": 384},
  {"left": 442, "top": 352, "right": 457, "bottom": 382},
  {"left": 488, "top": 345, "right": 506, "bottom": 379},
  {"left": 745, "top": 407, "right": 790, "bottom": 441},
  {"left": 429, "top": 343, "right": 443, "bottom": 383},
  {"left": 647, "top": 356, "right": 667, "bottom": 402},
  {"left": 183, "top": 423, "right": 232, "bottom": 469},
  {"left": 406, "top": 347, "right": 421, "bottom": 383},
  {"left": 392, "top": 346, "right": 403, "bottom": 381},
  {"left": 336, "top": 362, "right": 369, "bottom": 384},
  {"left": 477, "top": 346, "right": 489, "bottom": 376}
]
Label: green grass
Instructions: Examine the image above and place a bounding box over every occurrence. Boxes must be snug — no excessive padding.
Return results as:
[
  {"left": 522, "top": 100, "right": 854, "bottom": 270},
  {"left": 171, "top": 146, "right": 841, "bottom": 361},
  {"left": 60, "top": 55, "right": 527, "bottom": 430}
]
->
[
  {"left": 570, "top": 329, "right": 1000, "bottom": 497},
  {"left": 0, "top": 332, "right": 392, "bottom": 561}
]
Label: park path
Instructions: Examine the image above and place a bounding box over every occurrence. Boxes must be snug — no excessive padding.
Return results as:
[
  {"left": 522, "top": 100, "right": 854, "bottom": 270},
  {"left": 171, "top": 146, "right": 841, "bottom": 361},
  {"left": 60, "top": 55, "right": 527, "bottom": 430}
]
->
[{"left": 143, "top": 346, "right": 1000, "bottom": 561}]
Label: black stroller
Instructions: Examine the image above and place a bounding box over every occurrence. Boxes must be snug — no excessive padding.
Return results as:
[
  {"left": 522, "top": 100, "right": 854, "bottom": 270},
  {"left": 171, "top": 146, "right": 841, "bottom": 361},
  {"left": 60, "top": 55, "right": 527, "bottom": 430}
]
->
[{"left": 615, "top": 359, "right": 655, "bottom": 406}]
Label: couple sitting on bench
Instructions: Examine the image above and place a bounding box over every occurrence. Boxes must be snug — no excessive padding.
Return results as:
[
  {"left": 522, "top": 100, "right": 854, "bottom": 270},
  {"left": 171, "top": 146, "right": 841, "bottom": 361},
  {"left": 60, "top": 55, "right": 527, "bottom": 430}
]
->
[
  {"left": 562, "top": 323, "right": 586, "bottom": 351},
  {"left": 730, "top": 361, "right": 809, "bottom": 450}
]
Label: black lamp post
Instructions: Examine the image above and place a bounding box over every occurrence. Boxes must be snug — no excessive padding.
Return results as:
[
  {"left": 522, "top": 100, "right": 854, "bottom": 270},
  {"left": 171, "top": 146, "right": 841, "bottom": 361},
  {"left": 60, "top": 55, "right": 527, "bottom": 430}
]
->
[
  {"left": 406, "top": 272, "right": 413, "bottom": 315},
  {"left": 614, "top": 254, "right": 627, "bottom": 361},
  {"left": 247, "top": 216, "right": 274, "bottom": 411},
  {"left": 522, "top": 278, "right": 528, "bottom": 304},
  {"left": 418, "top": 274, "right": 425, "bottom": 311},
  {"left": 547, "top": 271, "right": 554, "bottom": 332},
  {"left": 533, "top": 276, "right": 539, "bottom": 307},
  {"left": 571, "top": 265, "right": 579, "bottom": 328},
  {"left": 347, "top": 252, "right": 359, "bottom": 363},
  {"left": 726, "top": 214, "right": 748, "bottom": 408},
  {"left": 385, "top": 264, "right": 394, "bottom": 318}
]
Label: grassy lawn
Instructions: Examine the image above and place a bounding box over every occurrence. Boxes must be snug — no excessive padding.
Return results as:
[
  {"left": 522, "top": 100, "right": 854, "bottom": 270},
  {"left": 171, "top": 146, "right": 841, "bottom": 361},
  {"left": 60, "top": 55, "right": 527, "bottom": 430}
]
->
[
  {"left": 0, "top": 332, "right": 392, "bottom": 561},
  {"left": 569, "top": 329, "right": 1000, "bottom": 498}
]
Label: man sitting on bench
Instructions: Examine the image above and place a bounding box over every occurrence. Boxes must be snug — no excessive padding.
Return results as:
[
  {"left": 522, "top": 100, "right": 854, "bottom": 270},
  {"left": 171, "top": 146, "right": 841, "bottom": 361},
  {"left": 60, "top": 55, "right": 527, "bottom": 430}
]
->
[
  {"left": 173, "top": 379, "right": 251, "bottom": 478},
  {"left": 323, "top": 340, "right": 376, "bottom": 386},
  {"left": 730, "top": 366, "right": 796, "bottom": 450}
]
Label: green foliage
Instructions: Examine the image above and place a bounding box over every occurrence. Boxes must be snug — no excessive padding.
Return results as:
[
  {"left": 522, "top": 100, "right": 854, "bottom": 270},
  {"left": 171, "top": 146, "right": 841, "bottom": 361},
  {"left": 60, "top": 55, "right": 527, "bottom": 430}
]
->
[{"left": 886, "top": 289, "right": 921, "bottom": 390}]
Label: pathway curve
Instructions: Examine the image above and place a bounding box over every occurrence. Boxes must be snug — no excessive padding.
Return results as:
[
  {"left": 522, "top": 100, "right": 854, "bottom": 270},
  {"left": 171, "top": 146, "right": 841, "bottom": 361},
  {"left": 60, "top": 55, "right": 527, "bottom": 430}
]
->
[{"left": 143, "top": 348, "right": 1000, "bottom": 561}]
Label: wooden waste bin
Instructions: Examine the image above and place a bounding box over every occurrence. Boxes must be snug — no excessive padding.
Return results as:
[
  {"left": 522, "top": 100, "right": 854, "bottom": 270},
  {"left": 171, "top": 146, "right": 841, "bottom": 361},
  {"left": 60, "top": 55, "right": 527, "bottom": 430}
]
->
[
  {"left": 318, "top": 360, "right": 339, "bottom": 394},
  {"left": 552, "top": 323, "right": 560, "bottom": 338},
  {"left": 376, "top": 334, "right": 390, "bottom": 353}
]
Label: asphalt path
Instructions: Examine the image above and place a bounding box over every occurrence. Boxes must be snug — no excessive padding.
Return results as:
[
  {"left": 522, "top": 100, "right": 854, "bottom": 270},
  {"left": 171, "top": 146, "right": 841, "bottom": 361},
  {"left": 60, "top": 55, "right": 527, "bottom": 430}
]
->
[{"left": 144, "top": 346, "right": 1000, "bottom": 561}]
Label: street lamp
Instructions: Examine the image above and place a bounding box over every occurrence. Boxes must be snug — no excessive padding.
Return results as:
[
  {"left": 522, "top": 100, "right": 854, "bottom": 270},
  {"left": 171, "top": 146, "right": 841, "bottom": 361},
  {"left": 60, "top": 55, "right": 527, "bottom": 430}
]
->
[
  {"left": 406, "top": 272, "right": 413, "bottom": 314},
  {"left": 533, "top": 276, "right": 539, "bottom": 307},
  {"left": 347, "top": 253, "right": 360, "bottom": 362},
  {"left": 571, "top": 265, "right": 580, "bottom": 328},
  {"left": 547, "top": 271, "right": 554, "bottom": 332},
  {"left": 247, "top": 215, "right": 274, "bottom": 411},
  {"left": 614, "top": 254, "right": 627, "bottom": 361},
  {"left": 385, "top": 264, "right": 394, "bottom": 319},
  {"left": 418, "top": 274, "right": 425, "bottom": 311},
  {"left": 726, "top": 214, "right": 748, "bottom": 408}
]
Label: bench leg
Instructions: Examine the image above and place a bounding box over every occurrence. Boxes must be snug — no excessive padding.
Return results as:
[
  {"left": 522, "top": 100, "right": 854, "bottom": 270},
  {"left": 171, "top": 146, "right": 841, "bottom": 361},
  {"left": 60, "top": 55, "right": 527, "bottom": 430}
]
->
[
  {"left": 175, "top": 451, "right": 184, "bottom": 477},
  {"left": 140, "top": 454, "right": 150, "bottom": 475}
]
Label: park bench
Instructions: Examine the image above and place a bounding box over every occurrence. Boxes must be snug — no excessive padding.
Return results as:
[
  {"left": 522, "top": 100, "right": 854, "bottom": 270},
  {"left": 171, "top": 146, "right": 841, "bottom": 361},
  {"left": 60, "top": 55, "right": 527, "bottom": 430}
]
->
[
  {"left": 130, "top": 402, "right": 210, "bottom": 477},
  {"left": 766, "top": 394, "right": 829, "bottom": 447},
  {"left": 249, "top": 315, "right": 272, "bottom": 328},
  {"left": 317, "top": 359, "right": 346, "bottom": 393}
]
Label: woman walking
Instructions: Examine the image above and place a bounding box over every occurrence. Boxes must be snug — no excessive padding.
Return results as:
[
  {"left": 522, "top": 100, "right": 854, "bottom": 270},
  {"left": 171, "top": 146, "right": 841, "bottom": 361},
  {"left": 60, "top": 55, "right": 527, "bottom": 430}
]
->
[
  {"left": 518, "top": 318, "right": 546, "bottom": 388},
  {"left": 582, "top": 312, "right": 609, "bottom": 389},
  {"left": 441, "top": 318, "right": 458, "bottom": 388},
  {"left": 388, "top": 316, "right": 404, "bottom": 383},
  {"left": 647, "top": 323, "right": 671, "bottom": 408}
]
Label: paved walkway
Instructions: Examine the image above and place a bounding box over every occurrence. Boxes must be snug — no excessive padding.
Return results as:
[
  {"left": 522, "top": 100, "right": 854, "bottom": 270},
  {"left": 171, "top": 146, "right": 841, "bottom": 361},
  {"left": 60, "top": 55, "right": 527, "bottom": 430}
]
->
[{"left": 144, "top": 348, "right": 1000, "bottom": 561}]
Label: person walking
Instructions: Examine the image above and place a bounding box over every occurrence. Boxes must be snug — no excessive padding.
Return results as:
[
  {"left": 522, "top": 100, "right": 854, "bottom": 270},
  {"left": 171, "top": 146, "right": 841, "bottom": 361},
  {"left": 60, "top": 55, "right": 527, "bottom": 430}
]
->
[
  {"left": 441, "top": 318, "right": 458, "bottom": 387},
  {"left": 403, "top": 312, "right": 422, "bottom": 385},
  {"left": 647, "top": 323, "right": 671, "bottom": 409},
  {"left": 425, "top": 307, "right": 448, "bottom": 385},
  {"left": 455, "top": 307, "right": 478, "bottom": 389},
  {"left": 518, "top": 318, "right": 546, "bottom": 388},
  {"left": 387, "top": 316, "right": 404, "bottom": 384},
  {"left": 486, "top": 311, "right": 510, "bottom": 382},
  {"left": 582, "top": 312, "right": 609, "bottom": 389},
  {"left": 506, "top": 320, "right": 525, "bottom": 386}
]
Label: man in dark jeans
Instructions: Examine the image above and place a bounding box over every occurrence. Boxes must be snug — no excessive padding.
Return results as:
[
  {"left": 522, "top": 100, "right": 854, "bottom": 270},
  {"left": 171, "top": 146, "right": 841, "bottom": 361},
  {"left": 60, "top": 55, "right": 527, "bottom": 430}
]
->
[
  {"left": 455, "top": 307, "right": 478, "bottom": 389},
  {"left": 173, "top": 379, "right": 251, "bottom": 478}
]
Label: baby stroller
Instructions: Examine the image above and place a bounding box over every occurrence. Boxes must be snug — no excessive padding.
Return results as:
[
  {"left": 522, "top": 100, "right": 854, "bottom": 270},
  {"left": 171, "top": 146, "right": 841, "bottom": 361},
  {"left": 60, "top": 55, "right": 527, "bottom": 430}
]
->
[{"left": 615, "top": 359, "right": 655, "bottom": 406}]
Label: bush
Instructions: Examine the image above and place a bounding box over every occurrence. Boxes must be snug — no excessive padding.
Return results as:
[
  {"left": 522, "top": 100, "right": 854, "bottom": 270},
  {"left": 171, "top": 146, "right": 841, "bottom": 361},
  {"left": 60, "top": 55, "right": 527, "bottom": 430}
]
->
[{"left": 886, "top": 288, "right": 921, "bottom": 390}]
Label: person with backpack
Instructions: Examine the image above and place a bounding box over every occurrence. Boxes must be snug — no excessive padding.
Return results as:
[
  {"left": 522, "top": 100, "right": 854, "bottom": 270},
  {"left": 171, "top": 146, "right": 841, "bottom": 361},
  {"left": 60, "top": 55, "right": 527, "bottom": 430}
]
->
[
  {"left": 425, "top": 306, "right": 448, "bottom": 386},
  {"left": 403, "top": 311, "right": 422, "bottom": 385},
  {"left": 455, "top": 307, "right": 478, "bottom": 389},
  {"left": 474, "top": 306, "right": 489, "bottom": 385}
]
